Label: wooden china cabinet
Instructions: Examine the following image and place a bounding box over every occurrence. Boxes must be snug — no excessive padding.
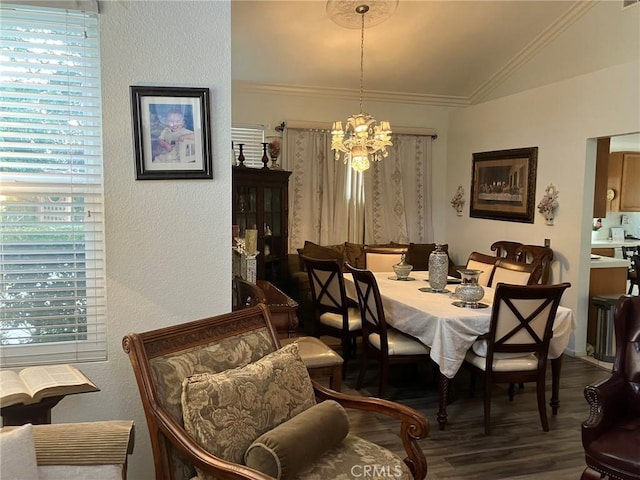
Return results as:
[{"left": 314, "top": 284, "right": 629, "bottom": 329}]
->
[{"left": 232, "top": 166, "right": 291, "bottom": 286}]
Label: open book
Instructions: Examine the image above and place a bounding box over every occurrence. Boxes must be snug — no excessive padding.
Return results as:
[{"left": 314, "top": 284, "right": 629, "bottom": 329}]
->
[{"left": 0, "top": 364, "right": 99, "bottom": 409}]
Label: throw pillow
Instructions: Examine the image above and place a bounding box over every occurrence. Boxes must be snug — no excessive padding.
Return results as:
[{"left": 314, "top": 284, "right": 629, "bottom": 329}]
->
[
  {"left": 244, "top": 400, "right": 349, "bottom": 480},
  {"left": 0, "top": 423, "right": 39, "bottom": 480},
  {"left": 345, "top": 242, "right": 366, "bottom": 269},
  {"left": 181, "top": 342, "right": 316, "bottom": 471},
  {"left": 302, "top": 241, "right": 345, "bottom": 264}
]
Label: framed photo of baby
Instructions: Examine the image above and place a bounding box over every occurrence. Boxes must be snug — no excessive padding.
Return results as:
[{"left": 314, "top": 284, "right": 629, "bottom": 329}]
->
[{"left": 130, "top": 86, "right": 213, "bottom": 180}]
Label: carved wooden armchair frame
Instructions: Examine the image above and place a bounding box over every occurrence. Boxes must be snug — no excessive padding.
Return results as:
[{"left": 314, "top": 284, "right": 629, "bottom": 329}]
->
[{"left": 123, "top": 304, "right": 428, "bottom": 480}]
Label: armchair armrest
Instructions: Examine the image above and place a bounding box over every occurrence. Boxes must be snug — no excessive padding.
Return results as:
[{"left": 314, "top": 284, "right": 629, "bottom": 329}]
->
[
  {"left": 153, "top": 404, "right": 275, "bottom": 480},
  {"left": 313, "top": 380, "right": 428, "bottom": 480},
  {"left": 582, "top": 372, "right": 626, "bottom": 449},
  {"left": 31, "top": 420, "right": 134, "bottom": 466}
]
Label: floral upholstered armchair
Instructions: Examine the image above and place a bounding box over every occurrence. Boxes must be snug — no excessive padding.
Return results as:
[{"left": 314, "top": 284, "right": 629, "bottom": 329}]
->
[{"left": 122, "top": 304, "right": 429, "bottom": 480}]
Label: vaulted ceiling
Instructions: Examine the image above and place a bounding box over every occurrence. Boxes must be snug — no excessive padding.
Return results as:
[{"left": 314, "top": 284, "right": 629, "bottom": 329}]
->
[{"left": 232, "top": 0, "right": 640, "bottom": 107}]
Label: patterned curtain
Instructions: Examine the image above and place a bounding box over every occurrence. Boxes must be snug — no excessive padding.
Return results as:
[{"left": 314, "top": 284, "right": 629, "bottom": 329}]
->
[
  {"left": 364, "top": 134, "right": 434, "bottom": 244},
  {"left": 282, "top": 128, "right": 360, "bottom": 250},
  {"left": 283, "top": 128, "right": 433, "bottom": 250}
]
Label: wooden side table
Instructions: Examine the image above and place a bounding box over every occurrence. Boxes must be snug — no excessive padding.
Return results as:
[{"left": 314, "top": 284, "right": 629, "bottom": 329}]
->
[
  {"left": 1, "top": 395, "right": 65, "bottom": 426},
  {"left": 257, "top": 280, "right": 299, "bottom": 338}
]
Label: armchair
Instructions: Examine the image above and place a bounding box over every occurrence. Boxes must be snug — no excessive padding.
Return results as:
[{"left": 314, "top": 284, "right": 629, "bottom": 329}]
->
[
  {"left": 581, "top": 295, "right": 640, "bottom": 480},
  {"left": 122, "top": 304, "right": 429, "bottom": 480}
]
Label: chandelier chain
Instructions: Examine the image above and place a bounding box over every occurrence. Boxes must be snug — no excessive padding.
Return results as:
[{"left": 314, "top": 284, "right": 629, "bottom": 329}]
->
[
  {"left": 359, "top": 9, "right": 365, "bottom": 114},
  {"left": 330, "top": 2, "right": 394, "bottom": 173}
]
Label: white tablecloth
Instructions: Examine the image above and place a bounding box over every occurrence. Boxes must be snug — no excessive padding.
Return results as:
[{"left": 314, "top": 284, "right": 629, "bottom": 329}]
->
[{"left": 344, "top": 271, "right": 576, "bottom": 379}]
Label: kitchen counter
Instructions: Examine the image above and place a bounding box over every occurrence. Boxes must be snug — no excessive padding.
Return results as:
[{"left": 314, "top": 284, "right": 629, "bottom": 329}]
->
[
  {"left": 590, "top": 254, "right": 630, "bottom": 269},
  {"left": 591, "top": 239, "right": 640, "bottom": 249}
]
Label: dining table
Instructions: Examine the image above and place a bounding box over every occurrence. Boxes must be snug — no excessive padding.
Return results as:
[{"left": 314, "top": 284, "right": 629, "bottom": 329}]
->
[{"left": 344, "top": 270, "right": 576, "bottom": 430}]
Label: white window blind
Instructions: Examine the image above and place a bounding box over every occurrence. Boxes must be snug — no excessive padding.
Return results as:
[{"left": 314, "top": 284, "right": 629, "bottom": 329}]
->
[
  {"left": 0, "top": 3, "right": 106, "bottom": 367},
  {"left": 232, "top": 125, "right": 264, "bottom": 168}
]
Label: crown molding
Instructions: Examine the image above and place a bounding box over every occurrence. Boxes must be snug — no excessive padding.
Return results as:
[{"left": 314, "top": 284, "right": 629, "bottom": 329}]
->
[
  {"left": 469, "top": 1, "right": 597, "bottom": 105},
  {"left": 233, "top": 81, "right": 470, "bottom": 108}
]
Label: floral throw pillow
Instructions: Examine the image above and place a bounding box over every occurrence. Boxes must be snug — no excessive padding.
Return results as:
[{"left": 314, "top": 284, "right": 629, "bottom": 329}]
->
[{"left": 180, "top": 342, "right": 316, "bottom": 475}]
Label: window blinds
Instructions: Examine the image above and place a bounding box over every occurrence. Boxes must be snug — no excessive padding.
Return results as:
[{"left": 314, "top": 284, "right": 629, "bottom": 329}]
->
[
  {"left": 232, "top": 125, "right": 264, "bottom": 168},
  {"left": 0, "top": 3, "right": 106, "bottom": 367}
]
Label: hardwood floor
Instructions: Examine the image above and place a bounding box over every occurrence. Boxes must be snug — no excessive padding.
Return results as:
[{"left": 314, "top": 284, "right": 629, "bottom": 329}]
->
[{"left": 332, "top": 349, "right": 609, "bottom": 480}]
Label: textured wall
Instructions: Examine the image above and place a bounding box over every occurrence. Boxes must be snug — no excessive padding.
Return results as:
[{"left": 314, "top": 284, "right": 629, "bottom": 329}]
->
[
  {"left": 50, "top": 2, "right": 231, "bottom": 479},
  {"left": 447, "top": 61, "right": 640, "bottom": 356}
]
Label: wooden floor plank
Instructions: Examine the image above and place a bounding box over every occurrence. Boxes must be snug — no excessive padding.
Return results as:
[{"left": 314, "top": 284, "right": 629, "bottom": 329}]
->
[{"left": 334, "top": 352, "right": 608, "bottom": 480}]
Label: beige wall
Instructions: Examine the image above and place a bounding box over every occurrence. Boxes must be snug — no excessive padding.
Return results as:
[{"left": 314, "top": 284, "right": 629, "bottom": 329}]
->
[
  {"left": 446, "top": 61, "right": 640, "bottom": 356},
  {"left": 49, "top": 2, "right": 231, "bottom": 479}
]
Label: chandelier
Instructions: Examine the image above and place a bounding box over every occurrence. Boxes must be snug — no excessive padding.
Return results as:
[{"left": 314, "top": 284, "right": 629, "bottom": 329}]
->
[{"left": 329, "top": 2, "right": 395, "bottom": 173}]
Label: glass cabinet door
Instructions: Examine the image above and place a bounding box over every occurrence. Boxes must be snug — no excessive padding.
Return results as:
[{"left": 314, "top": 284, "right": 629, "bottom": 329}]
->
[{"left": 235, "top": 185, "right": 257, "bottom": 236}]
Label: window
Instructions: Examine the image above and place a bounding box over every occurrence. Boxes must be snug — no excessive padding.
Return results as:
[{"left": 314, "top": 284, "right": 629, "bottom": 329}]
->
[
  {"left": 232, "top": 125, "right": 264, "bottom": 168},
  {"left": 0, "top": 3, "right": 105, "bottom": 367}
]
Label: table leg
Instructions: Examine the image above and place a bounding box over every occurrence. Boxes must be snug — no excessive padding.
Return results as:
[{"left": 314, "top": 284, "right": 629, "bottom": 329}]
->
[
  {"left": 550, "top": 355, "right": 562, "bottom": 415},
  {"left": 437, "top": 372, "right": 450, "bottom": 430},
  {"left": 0, "top": 395, "right": 64, "bottom": 426}
]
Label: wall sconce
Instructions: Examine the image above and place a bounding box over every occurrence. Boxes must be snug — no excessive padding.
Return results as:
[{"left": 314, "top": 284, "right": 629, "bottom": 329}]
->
[
  {"left": 450, "top": 185, "right": 465, "bottom": 216},
  {"left": 537, "top": 184, "right": 559, "bottom": 225}
]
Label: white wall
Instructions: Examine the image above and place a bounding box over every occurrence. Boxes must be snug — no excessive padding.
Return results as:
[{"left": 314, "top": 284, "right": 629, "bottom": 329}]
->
[
  {"left": 232, "top": 86, "right": 456, "bottom": 245},
  {"left": 49, "top": 2, "right": 231, "bottom": 479},
  {"left": 446, "top": 61, "right": 640, "bottom": 356}
]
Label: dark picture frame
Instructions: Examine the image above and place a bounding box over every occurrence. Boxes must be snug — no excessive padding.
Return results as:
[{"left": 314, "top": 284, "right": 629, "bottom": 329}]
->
[
  {"left": 130, "top": 86, "right": 212, "bottom": 180},
  {"left": 470, "top": 147, "right": 538, "bottom": 223}
]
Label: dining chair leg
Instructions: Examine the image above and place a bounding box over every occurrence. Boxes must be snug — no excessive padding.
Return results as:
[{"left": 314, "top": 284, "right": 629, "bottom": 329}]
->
[
  {"left": 340, "top": 337, "right": 352, "bottom": 375},
  {"left": 537, "top": 377, "right": 549, "bottom": 432},
  {"left": 379, "top": 359, "right": 389, "bottom": 398},
  {"left": 356, "top": 350, "right": 368, "bottom": 390},
  {"left": 484, "top": 377, "right": 492, "bottom": 435},
  {"left": 508, "top": 383, "right": 515, "bottom": 401}
]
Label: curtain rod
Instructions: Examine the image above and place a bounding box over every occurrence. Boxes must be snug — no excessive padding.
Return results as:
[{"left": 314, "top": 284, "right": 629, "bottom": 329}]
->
[{"left": 282, "top": 120, "right": 437, "bottom": 139}]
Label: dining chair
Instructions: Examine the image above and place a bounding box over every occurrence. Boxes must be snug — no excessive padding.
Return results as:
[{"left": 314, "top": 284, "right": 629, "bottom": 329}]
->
[
  {"left": 514, "top": 244, "right": 554, "bottom": 285},
  {"left": 490, "top": 241, "right": 521, "bottom": 260},
  {"left": 345, "top": 263, "right": 431, "bottom": 398},
  {"left": 491, "top": 242, "right": 554, "bottom": 284},
  {"left": 301, "top": 255, "right": 362, "bottom": 373},
  {"left": 364, "top": 246, "right": 408, "bottom": 272},
  {"left": 465, "top": 252, "right": 498, "bottom": 287},
  {"left": 464, "top": 282, "right": 571, "bottom": 434},
  {"left": 621, "top": 246, "right": 639, "bottom": 294},
  {"left": 233, "top": 276, "right": 345, "bottom": 391},
  {"left": 489, "top": 258, "right": 538, "bottom": 287}
]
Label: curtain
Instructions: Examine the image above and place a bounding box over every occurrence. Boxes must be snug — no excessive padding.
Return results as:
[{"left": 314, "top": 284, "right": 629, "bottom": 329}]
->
[
  {"left": 283, "top": 128, "right": 359, "bottom": 249},
  {"left": 364, "top": 134, "right": 434, "bottom": 244},
  {"left": 283, "top": 128, "right": 433, "bottom": 250}
]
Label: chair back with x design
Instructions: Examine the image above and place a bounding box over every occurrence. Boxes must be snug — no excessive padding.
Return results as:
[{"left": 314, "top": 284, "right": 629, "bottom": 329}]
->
[
  {"left": 302, "top": 256, "right": 349, "bottom": 318},
  {"left": 488, "top": 282, "right": 570, "bottom": 360},
  {"left": 301, "top": 255, "right": 361, "bottom": 367},
  {"left": 465, "top": 281, "right": 570, "bottom": 434}
]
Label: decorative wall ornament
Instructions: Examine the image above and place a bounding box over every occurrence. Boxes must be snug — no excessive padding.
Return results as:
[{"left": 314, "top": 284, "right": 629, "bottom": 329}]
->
[
  {"left": 450, "top": 185, "right": 465, "bottom": 216},
  {"left": 537, "top": 183, "right": 559, "bottom": 225}
]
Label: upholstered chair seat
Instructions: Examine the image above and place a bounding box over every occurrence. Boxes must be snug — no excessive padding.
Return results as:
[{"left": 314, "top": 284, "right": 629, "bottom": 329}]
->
[
  {"left": 369, "top": 330, "right": 431, "bottom": 356},
  {"left": 319, "top": 308, "right": 361, "bottom": 331}
]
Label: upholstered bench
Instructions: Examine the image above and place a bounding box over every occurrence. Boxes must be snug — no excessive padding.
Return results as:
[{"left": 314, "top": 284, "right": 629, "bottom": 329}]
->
[{"left": 0, "top": 420, "right": 134, "bottom": 480}]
